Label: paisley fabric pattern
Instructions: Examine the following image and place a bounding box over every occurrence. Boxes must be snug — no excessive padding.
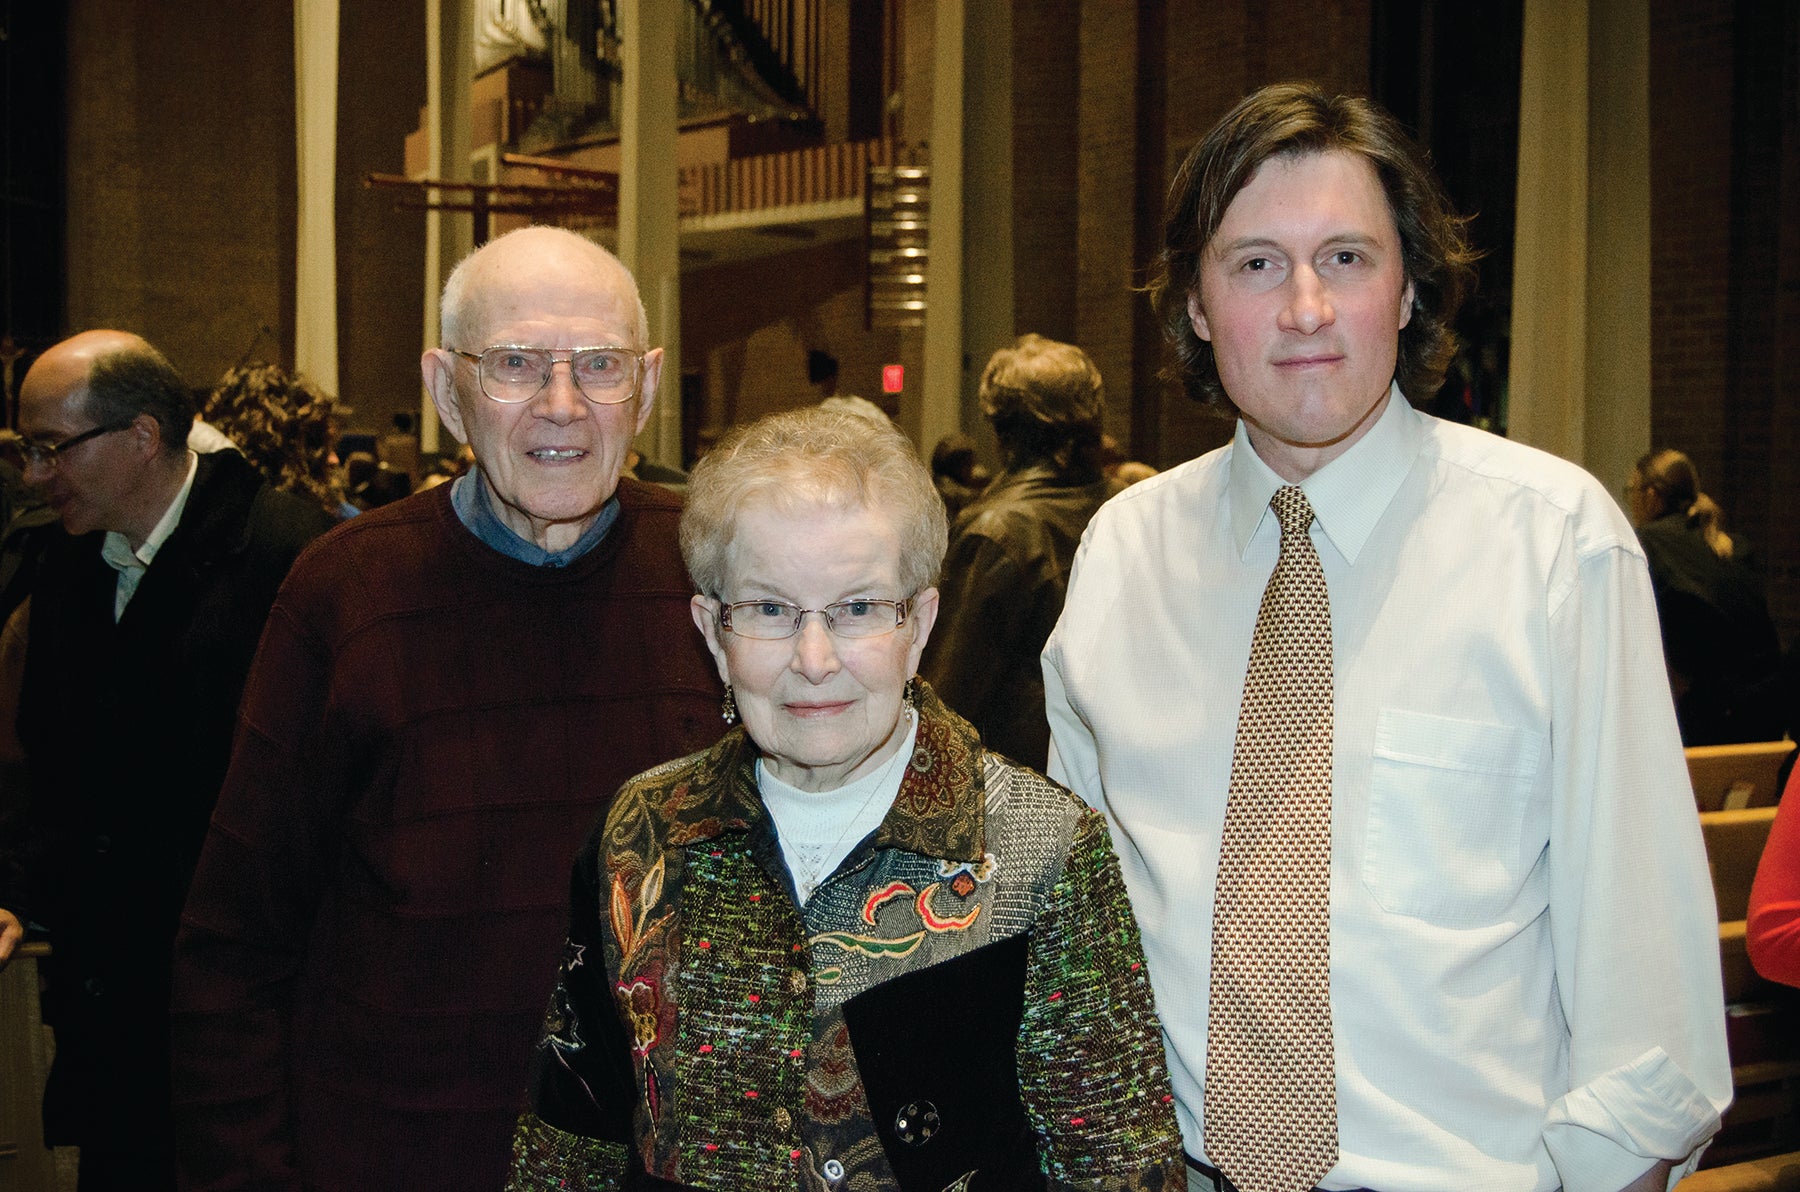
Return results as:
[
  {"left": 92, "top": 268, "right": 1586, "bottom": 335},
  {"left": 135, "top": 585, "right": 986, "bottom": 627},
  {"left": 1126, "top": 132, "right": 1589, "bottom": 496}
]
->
[{"left": 509, "top": 682, "right": 1181, "bottom": 1191}]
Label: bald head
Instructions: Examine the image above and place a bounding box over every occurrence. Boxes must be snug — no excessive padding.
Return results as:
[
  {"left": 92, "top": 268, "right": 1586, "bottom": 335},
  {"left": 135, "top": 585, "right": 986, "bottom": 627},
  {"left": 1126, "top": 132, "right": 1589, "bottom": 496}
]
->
[
  {"left": 20, "top": 330, "right": 193, "bottom": 458},
  {"left": 22, "top": 330, "right": 154, "bottom": 405},
  {"left": 439, "top": 226, "right": 649, "bottom": 352},
  {"left": 17, "top": 330, "right": 196, "bottom": 542}
]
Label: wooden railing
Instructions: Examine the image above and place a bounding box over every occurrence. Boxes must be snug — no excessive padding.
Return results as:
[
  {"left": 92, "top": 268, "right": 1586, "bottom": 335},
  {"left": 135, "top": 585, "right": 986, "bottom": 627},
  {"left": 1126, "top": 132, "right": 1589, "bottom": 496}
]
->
[
  {"left": 680, "top": 137, "right": 891, "bottom": 218},
  {"left": 0, "top": 943, "right": 56, "bottom": 1187}
]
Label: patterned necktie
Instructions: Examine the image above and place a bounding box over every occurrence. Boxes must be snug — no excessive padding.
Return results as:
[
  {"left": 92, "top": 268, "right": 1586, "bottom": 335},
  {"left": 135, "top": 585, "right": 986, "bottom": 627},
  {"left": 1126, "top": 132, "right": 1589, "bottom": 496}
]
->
[{"left": 1204, "top": 484, "right": 1337, "bottom": 1192}]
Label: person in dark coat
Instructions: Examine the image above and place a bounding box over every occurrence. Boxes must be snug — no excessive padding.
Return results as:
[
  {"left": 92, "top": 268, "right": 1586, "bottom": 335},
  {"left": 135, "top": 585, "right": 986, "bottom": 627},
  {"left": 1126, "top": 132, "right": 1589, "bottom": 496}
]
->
[
  {"left": 0, "top": 330, "right": 331, "bottom": 1191},
  {"left": 920, "top": 334, "right": 1122, "bottom": 769},
  {"left": 1628, "top": 448, "right": 1784, "bottom": 745}
]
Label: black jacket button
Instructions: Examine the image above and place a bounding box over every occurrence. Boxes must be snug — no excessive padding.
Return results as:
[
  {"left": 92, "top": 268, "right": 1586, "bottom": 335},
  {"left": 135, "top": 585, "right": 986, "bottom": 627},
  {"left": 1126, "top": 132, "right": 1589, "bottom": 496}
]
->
[{"left": 894, "top": 1100, "right": 940, "bottom": 1145}]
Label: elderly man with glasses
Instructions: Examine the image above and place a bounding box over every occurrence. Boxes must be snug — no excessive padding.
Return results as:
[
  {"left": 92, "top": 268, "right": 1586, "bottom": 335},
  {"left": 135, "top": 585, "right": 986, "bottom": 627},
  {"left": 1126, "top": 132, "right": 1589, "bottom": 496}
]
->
[
  {"left": 0, "top": 330, "right": 331, "bottom": 1191},
  {"left": 169, "top": 227, "right": 721, "bottom": 1192}
]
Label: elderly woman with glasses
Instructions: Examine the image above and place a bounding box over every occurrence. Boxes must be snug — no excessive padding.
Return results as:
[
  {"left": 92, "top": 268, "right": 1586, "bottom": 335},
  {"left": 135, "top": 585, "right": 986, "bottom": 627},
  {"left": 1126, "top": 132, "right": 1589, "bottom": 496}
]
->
[{"left": 509, "top": 407, "right": 1180, "bottom": 1191}]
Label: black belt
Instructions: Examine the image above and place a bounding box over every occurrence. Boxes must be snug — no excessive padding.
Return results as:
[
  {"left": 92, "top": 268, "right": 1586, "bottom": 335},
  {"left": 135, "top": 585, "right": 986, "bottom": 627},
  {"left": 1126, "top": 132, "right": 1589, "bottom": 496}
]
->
[{"left": 1184, "top": 1153, "right": 1377, "bottom": 1192}]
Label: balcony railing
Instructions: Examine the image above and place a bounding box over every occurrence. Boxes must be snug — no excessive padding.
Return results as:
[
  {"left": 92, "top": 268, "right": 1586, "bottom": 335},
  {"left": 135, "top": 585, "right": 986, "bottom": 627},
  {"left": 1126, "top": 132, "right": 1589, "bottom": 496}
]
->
[{"left": 681, "top": 137, "right": 891, "bottom": 218}]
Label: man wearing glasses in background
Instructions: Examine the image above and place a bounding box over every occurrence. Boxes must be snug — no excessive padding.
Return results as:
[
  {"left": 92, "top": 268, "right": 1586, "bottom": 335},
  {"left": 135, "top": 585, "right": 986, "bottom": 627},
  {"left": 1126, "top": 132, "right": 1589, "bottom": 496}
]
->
[
  {"left": 0, "top": 330, "right": 330, "bottom": 1190},
  {"left": 170, "top": 227, "right": 721, "bottom": 1191}
]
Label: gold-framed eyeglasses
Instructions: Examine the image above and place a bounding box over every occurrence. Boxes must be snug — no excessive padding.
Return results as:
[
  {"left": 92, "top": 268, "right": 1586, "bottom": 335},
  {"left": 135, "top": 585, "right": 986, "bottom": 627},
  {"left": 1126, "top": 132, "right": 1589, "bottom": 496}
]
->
[
  {"left": 450, "top": 345, "right": 645, "bottom": 405},
  {"left": 719, "top": 597, "right": 914, "bottom": 641}
]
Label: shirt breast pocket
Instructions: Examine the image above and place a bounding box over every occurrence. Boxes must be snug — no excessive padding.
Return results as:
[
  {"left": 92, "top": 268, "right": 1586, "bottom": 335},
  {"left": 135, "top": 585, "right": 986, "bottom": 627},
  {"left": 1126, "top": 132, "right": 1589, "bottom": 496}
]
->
[{"left": 1360, "top": 709, "right": 1546, "bottom": 927}]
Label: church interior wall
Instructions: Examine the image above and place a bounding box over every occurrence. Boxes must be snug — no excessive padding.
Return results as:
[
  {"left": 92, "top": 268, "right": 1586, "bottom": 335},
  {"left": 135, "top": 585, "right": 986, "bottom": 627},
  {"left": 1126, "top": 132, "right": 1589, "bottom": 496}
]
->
[{"left": 21, "top": 0, "right": 1799, "bottom": 639}]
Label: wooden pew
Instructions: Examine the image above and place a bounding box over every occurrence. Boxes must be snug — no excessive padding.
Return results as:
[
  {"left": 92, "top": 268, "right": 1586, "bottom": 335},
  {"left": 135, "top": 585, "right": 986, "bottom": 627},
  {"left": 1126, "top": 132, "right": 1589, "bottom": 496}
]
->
[
  {"left": 1691, "top": 742, "right": 1797, "bottom": 813},
  {"left": 1681, "top": 1149, "right": 1800, "bottom": 1189}
]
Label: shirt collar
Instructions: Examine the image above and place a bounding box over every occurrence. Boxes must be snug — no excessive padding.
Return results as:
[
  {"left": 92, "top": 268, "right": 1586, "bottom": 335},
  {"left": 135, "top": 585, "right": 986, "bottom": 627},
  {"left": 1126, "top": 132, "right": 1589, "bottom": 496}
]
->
[
  {"left": 450, "top": 467, "right": 619, "bottom": 567},
  {"left": 1226, "top": 381, "right": 1423, "bottom": 564},
  {"left": 101, "top": 449, "right": 199, "bottom": 573}
]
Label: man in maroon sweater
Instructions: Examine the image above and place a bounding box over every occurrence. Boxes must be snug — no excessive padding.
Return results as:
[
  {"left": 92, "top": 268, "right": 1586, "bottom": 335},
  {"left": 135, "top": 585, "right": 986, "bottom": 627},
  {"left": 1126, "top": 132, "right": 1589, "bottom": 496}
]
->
[{"left": 170, "top": 227, "right": 722, "bottom": 1191}]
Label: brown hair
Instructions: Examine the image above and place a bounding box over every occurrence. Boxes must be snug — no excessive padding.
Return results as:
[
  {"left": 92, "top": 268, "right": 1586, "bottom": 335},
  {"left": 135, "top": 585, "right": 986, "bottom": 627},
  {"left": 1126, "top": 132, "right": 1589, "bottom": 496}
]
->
[
  {"left": 1636, "top": 449, "right": 1734, "bottom": 559},
  {"left": 978, "top": 334, "right": 1106, "bottom": 478},
  {"left": 203, "top": 363, "right": 345, "bottom": 514},
  {"left": 1150, "top": 81, "right": 1479, "bottom": 407}
]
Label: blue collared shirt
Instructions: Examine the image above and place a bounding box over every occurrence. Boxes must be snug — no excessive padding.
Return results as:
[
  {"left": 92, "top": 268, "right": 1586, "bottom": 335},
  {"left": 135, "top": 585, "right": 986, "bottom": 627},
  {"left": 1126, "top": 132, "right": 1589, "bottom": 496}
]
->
[{"left": 450, "top": 469, "right": 619, "bottom": 567}]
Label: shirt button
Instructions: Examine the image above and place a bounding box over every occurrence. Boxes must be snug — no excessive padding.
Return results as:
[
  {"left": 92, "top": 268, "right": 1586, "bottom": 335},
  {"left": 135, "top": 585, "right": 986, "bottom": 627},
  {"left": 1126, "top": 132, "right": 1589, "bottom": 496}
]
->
[
  {"left": 772, "top": 1107, "right": 792, "bottom": 1131},
  {"left": 822, "top": 1158, "right": 846, "bottom": 1182},
  {"left": 786, "top": 969, "right": 806, "bottom": 994}
]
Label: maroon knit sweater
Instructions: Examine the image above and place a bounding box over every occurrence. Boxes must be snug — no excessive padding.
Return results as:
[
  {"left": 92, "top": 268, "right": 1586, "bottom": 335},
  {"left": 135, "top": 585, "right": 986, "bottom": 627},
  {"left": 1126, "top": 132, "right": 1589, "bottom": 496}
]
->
[{"left": 171, "top": 480, "right": 722, "bottom": 1191}]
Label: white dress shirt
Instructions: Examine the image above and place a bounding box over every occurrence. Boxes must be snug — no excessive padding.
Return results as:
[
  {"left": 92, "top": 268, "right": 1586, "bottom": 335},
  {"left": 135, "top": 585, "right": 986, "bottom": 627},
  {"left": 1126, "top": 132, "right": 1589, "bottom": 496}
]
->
[
  {"left": 186, "top": 418, "right": 240, "bottom": 455},
  {"left": 1044, "top": 389, "right": 1730, "bottom": 1192},
  {"left": 101, "top": 450, "right": 199, "bottom": 621}
]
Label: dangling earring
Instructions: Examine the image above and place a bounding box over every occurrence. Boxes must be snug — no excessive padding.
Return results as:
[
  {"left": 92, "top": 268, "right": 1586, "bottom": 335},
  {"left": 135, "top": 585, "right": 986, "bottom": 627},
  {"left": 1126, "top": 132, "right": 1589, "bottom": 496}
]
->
[
  {"left": 721, "top": 684, "right": 738, "bottom": 725},
  {"left": 903, "top": 676, "right": 917, "bottom": 709}
]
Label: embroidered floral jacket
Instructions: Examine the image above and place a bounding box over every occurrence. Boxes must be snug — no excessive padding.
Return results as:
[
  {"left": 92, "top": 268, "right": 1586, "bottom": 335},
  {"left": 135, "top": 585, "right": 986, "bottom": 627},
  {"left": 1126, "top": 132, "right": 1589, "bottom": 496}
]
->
[{"left": 509, "top": 683, "right": 1182, "bottom": 1191}]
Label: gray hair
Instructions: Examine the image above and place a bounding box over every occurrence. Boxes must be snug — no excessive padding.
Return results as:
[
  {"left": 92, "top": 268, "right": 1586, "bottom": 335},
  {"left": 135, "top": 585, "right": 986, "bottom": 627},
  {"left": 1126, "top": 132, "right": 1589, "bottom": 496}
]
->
[
  {"left": 84, "top": 345, "right": 195, "bottom": 458},
  {"left": 681, "top": 407, "right": 948, "bottom": 600},
  {"left": 438, "top": 226, "right": 650, "bottom": 349}
]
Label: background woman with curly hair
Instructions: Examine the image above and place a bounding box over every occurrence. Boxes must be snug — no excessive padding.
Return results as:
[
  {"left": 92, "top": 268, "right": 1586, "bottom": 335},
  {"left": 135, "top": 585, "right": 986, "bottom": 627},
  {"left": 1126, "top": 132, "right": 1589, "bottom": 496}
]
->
[{"left": 203, "top": 362, "right": 350, "bottom": 517}]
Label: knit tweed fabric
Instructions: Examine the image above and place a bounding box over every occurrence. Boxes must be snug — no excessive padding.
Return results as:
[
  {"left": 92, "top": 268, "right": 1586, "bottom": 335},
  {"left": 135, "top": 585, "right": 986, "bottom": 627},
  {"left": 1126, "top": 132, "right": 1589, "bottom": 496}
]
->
[{"left": 1204, "top": 485, "right": 1338, "bottom": 1192}]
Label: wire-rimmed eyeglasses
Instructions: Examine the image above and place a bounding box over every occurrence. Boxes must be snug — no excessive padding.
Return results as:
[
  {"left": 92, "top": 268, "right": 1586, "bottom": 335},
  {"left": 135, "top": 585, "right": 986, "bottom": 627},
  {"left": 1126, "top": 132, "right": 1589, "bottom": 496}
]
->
[
  {"left": 450, "top": 345, "right": 645, "bottom": 405},
  {"left": 19, "top": 422, "right": 134, "bottom": 468},
  {"left": 719, "top": 597, "right": 914, "bottom": 640}
]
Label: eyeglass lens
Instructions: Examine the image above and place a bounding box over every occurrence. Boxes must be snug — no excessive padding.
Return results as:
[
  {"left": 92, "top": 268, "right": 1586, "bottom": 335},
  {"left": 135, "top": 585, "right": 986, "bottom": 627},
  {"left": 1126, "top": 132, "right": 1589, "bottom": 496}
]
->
[
  {"left": 480, "top": 348, "right": 638, "bottom": 403},
  {"left": 726, "top": 600, "right": 906, "bottom": 639}
]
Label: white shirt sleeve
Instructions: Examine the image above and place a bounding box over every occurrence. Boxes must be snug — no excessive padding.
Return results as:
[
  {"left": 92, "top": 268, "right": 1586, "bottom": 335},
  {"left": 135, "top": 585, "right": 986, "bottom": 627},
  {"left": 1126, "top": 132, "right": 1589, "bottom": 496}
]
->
[
  {"left": 1541, "top": 541, "right": 1731, "bottom": 1191},
  {"left": 1043, "top": 630, "right": 1100, "bottom": 807}
]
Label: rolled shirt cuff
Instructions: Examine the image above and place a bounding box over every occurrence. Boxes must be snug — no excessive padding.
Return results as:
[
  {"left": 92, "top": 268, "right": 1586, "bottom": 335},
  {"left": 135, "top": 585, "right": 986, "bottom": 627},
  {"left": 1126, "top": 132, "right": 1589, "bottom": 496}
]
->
[{"left": 1543, "top": 1047, "right": 1725, "bottom": 1192}]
